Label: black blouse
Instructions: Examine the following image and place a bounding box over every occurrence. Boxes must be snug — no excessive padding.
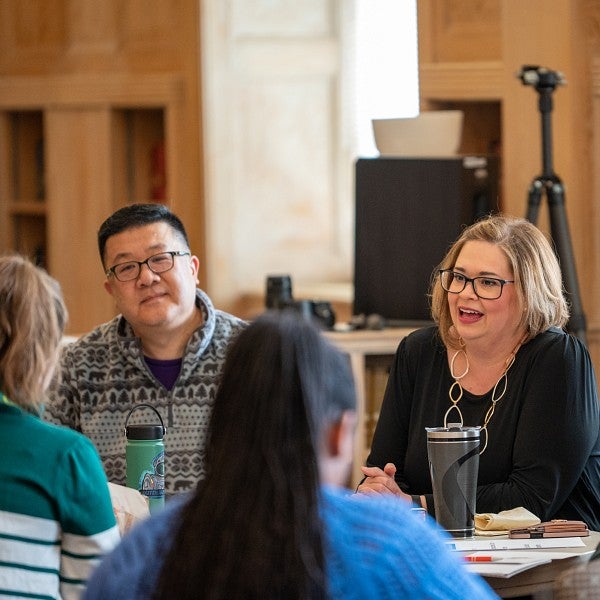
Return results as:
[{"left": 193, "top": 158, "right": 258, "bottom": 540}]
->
[{"left": 367, "top": 325, "right": 600, "bottom": 530}]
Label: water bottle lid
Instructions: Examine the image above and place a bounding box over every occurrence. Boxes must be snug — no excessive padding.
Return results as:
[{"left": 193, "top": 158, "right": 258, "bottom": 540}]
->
[
  {"left": 124, "top": 404, "right": 166, "bottom": 440},
  {"left": 126, "top": 423, "right": 165, "bottom": 440}
]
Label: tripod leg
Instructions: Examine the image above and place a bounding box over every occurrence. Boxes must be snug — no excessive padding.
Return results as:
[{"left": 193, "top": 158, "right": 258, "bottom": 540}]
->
[
  {"left": 526, "top": 179, "right": 544, "bottom": 225},
  {"left": 545, "top": 182, "right": 587, "bottom": 343}
]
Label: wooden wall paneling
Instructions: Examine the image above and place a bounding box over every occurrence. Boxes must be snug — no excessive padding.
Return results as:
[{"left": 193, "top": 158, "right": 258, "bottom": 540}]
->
[
  {"left": 0, "top": 1, "right": 68, "bottom": 75},
  {"left": 501, "top": 2, "right": 588, "bottom": 213},
  {"left": 418, "top": 0, "right": 502, "bottom": 63},
  {"left": 418, "top": 62, "right": 504, "bottom": 102},
  {"left": 0, "top": 115, "right": 12, "bottom": 254},
  {"left": 45, "top": 108, "right": 116, "bottom": 334},
  {"left": 110, "top": 110, "right": 129, "bottom": 213},
  {"left": 501, "top": 1, "right": 594, "bottom": 342},
  {"left": 0, "top": 0, "right": 197, "bottom": 74},
  {"left": 0, "top": 71, "right": 196, "bottom": 334},
  {"left": 163, "top": 75, "right": 207, "bottom": 291},
  {"left": 592, "top": 58, "right": 600, "bottom": 312},
  {"left": 0, "top": 0, "right": 205, "bottom": 318},
  {"left": 201, "top": 0, "right": 353, "bottom": 312}
]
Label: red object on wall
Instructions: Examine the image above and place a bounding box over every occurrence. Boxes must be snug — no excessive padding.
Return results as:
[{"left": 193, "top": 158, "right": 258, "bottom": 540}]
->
[{"left": 150, "top": 141, "right": 166, "bottom": 200}]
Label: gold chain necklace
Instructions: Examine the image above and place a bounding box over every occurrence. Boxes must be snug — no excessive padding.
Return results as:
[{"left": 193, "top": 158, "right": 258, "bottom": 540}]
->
[{"left": 445, "top": 340, "right": 522, "bottom": 454}]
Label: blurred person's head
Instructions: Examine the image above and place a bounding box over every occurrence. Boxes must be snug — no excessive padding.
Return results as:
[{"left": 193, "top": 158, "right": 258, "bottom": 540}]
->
[
  {"left": 207, "top": 309, "right": 357, "bottom": 487},
  {"left": 0, "top": 255, "right": 67, "bottom": 412},
  {"left": 155, "top": 310, "right": 357, "bottom": 599}
]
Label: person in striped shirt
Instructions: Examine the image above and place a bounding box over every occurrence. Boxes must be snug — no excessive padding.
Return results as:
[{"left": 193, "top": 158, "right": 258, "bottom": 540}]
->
[{"left": 0, "top": 255, "right": 120, "bottom": 599}]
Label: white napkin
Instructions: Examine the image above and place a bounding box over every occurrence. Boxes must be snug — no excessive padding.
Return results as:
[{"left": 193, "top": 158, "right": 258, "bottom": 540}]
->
[
  {"left": 108, "top": 482, "right": 150, "bottom": 536},
  {"left": 474, "top": 506, "right": 540, "bottom": 536}
]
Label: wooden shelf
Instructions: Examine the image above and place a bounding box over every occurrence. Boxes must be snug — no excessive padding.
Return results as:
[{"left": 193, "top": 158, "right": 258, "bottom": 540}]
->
[
  {"left": 0, "top": 110, "right": 46, "bottom": 265},
  {"left": 112, "top": 108, "right": 166, "bottom": 204},
  {"left": 419, "top": 61, "right": 504, "bottom": 100},
  {"left": 9, "top": 201, "right": 46, "bottom": 216}
]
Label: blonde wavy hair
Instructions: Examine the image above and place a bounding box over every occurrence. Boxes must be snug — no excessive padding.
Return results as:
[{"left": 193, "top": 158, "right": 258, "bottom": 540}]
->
[
  {"left": 0, "top": 255, "right": 67, "bottom": 412},
  {"left": 430, "top": 214, "right": 569, "bottom": 349}
]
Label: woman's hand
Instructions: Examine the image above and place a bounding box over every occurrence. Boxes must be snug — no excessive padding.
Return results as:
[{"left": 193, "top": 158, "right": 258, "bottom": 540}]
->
[{"left": 357, "top": 463, "right": 413, "bottom": 502}]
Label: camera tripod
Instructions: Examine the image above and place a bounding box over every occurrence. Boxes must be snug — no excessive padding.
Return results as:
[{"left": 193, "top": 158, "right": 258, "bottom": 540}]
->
[{"left": 518, "top": 65, "right": 587, "bottom": 344}]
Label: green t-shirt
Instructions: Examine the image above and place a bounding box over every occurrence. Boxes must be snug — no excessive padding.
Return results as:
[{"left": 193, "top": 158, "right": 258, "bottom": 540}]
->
[{"left": 0, "top": 402, "right": 120, "bottom": 599}]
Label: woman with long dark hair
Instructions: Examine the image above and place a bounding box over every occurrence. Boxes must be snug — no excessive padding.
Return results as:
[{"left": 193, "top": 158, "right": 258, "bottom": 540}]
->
[{"left": 85, "top": 311, "right": 495, "bottom": 599}]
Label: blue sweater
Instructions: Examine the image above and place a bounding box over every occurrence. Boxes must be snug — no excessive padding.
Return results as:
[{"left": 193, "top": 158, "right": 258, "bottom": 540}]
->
[{"left": 85, "top": 485, "right": 496, "bottom": 599}]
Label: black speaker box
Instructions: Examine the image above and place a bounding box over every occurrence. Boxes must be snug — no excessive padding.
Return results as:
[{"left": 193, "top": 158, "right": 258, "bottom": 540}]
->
[{"left": 353, "top": 156, "right": 499, "bottom": 324}]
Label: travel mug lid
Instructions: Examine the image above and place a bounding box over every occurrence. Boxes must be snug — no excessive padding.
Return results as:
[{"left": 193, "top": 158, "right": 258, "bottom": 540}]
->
[{"left": 426, "top": 424, "right": 481, "bottom": 439}]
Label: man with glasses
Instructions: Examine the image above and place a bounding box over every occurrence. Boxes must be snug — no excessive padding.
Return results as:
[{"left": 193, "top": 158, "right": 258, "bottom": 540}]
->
[{"left": 45, "top": 203, "right": 246, "bottom": 496}]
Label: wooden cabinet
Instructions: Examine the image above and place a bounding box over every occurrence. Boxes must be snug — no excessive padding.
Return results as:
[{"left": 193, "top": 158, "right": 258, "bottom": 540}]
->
[
  {"left": 0, "top": 1, "right": 202, "bottom": 335},
  {"left": 0, "top": 110, "right": 46, "bottom": 266},
  {"left": 0, "top": 84, "right": 187, "bottom": 334},
  {"left": 112, "top": 109, "right": 167, "bottom": 205},
  {"left": 418, "top": 1, "right": 590, "bottom": 221},
  {"left": 417, "top": 1, "right": 503, "bottom": 195},
  {"left": 45, "top": 101, "right": 174, "bottom": 331},
  {"left": 0, "top": 106, "right": 167, "bottom": 263}
]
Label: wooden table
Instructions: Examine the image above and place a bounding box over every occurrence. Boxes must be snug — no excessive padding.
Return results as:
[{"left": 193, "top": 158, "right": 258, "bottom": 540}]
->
[
  {"left": 325, "top": 327, "right": 414, "bottom": 486},
  {"left": 476, "top": 531, "right": 600, "bottom": 599}
]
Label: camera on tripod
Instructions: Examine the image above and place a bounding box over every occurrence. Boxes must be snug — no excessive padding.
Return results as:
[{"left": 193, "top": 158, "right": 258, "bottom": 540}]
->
[
  {"left": 265, "top": 274, "right": 336, "bottom": 330},
  {"left": 516, "top": 63, "right": 586, "bottom": 343},
  {"left": 518, "top": 65, "right": 565, "bottom": 90}
]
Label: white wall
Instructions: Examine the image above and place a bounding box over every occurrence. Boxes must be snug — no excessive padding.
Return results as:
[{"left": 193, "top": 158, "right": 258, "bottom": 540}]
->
[{"left": 201, "top": 0, "right": 418, "bottom": 309}]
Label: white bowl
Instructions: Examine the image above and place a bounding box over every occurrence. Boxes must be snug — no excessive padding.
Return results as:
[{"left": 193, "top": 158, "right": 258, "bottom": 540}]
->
[{"left": 372, "top": 110, "right": 464, "bottom": 157}]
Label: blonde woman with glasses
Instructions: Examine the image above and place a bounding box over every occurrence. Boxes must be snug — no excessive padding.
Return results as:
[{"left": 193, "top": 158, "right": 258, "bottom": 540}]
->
[{"left": 358, "top": 214, "right": 600, "bottom": 531}]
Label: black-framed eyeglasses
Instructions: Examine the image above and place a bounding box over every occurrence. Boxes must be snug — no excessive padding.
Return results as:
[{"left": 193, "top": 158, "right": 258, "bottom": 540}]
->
[
  {"left": 439, "top": 269, "right": 514, "bottom": 300},
  {"left": 106, "top": 251, "right": 191, "bottom": 282}
]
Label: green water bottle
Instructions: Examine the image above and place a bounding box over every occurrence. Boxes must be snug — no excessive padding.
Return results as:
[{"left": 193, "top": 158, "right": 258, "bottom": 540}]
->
[{"left": 125, "top": 404, "right": 166, "bottom": 513}]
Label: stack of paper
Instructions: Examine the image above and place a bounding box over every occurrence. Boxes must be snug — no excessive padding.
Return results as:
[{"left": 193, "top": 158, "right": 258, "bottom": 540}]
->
[
  {"left": 447, "top": 537, "right": 587, "bottom": 578},
  {"left": 446, "top": 537, "right": 586, "bottom": 552}
]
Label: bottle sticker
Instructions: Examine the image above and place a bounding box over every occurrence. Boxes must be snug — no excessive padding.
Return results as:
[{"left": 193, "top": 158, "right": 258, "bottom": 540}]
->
[{"left": 138, "top": 450, "right": 165, "bottom": 498}]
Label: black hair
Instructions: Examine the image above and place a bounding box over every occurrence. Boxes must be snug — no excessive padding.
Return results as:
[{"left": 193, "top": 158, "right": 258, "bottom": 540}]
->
[
  {"left": 97, "top": 203, "right": 190, "bottom": 267},
  {"left": 153, "top": 310, "right": 356, "bottom": 599}
]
